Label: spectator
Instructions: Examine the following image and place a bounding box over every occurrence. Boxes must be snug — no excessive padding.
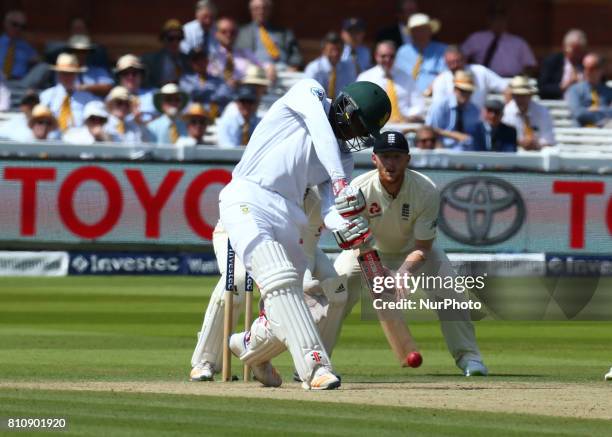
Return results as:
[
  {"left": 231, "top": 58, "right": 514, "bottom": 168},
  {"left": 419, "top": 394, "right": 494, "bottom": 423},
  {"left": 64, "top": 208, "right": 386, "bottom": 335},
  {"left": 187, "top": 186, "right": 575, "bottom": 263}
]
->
[
  {"left": 395, "top": 13, "right": 446, "bottom": 93},
  {"left": 539, "top": 29, "right": 588, "bottom": 100},
  {"left": 304, "top": 32, "right": 356, "bottom": 100},
  {"left": 430, "top": 45, "right": 508, "bottom": 108},
  {"left": 147, "top": 83, "right": 189, "bottom": 145},
  {"left": 469, "top": 98, "right": 517, "bottom": 152},
  {"left": 503, "top": 76, "right": 555, "bottom": 149},
  {"left": 376, "top": 0, "right": 419, "bottom": 48},
  {"left": 63, "top": 101, "right": 118, "bottom": 144},
  {"left": 0, "top": 10, "right": 38, "bottom": 80},
  {"left": 67, "top": 17, "right": 110, "bottom": 68},
  {"left": 236, "top": 0, "right": 302, "bottom": 70},
  {"left": 241, "top": 64, "right": 270, "bottom": 101},
  {"left": 358, "top": 40, "right": 424, "bottom": 123},
  {"left": 27, "top": 104, "right": 59, "bottom": 141},
  {"left": 68, "top": 34, "right": 114, "bottom": 97},
  {"left": 0, "top": 91, "right": 38, "bottom": 140},
  {"left": 340, "top": 18, "right": 371, "bottom": 75},
  {"left": 426, "top": 70, "right": 480, "bottom": 149},
  {"left": 114, "top": 54, "right": 157, "bottom": 123},
  {"left": 181, "top": 1, "right": 219, "bottom": 56},
  {"left": 566, "top": 53, "right": 612, "bottom": 128},
  {"left": 209, "top": 17, "right": 263, "bottom": 87},
  {"left": 142, "top": 19, "right": 191, "bottom": 88},
  {"left": 217, "top": 85, "right": 261, "bottom": 147},
  {"left": 177, "top": 103, "right": 211, "bottom": 146},
  {"left": 0, "top": 71, "right": 9, "bottom": 110},
  {"left": 461, "top": 5, "right": 536, "bottom": 78},
  {"left": 413, "top": 125, "right": 442, "bottom": 149},
  {"left": 105, "top": 86, "right": 146, "bottom": 143},
  {"left": 39, "top": 53, "right": 98, "bottom": 132},
  {"left": 179, "top": 48, "right": 233, "bottom": 118}
]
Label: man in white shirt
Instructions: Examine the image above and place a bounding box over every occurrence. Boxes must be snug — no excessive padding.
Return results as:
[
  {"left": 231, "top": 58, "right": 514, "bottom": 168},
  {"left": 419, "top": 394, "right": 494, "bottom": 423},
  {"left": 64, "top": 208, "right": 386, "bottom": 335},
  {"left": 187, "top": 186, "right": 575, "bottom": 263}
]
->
[
  {"left": 358, "top": 40, "right": 424, "bottom": 123},
  {"left": 105, "top": 86, "right": 146, "bottom": 144},
  {"left": 304, "top": 32, "right": 357, "bottom": 100},
  {"left": 502, "top": 76, "right": 555, "bottom": 150},
  {"left": 180, "top": 0, "right": 218, "bottom": 56},
  {"left": 333, "top": 131, "right": 488, "bottom": 376},
  {"left": 220, "top": 79, "right": 391, "bottom": 390},
  {"left": 430, "top": 45, "right": 508, "bottom": 108}
]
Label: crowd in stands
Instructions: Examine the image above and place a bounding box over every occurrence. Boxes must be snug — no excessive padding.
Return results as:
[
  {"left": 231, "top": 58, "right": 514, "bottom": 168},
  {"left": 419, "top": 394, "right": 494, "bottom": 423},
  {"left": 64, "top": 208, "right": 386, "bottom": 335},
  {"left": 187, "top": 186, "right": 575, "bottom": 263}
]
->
[{"left": 0, "top": 0, "right": 609, "bottom": 153}]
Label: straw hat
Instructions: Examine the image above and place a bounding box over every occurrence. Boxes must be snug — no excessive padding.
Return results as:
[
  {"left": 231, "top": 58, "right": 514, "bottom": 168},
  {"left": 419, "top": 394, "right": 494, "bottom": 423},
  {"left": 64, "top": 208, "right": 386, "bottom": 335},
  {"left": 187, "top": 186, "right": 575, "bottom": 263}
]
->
[
  {"left": 51, "top": 53, "right": 87, "bottom": 73},
  {"left": 242, "top": 65, "right": 270, "bottom": 86},
  {"left": 105, "top": 86, "right": 134, "bottom": 109},
  {"left": 160, "top": 19, "right": 184, "bottom": 39},
  {"left": 68, "top": 34, "right": 94, "bottom": 51},
  {"left": 28, "top": 105, "right": 58, "bottom": 129},
  {"left": 182, "top": 103, "right": 210, "bottom": 121},
  {"left": 453, "top": 70, "right": 476, "bottom": 92},
  {"left": 114, "top": 54, "right": 146, "bottom": 74},
  {"left": 407, "top": 13, "right": 441, "bottom": 34},
  {"left": 153, "top": 83, "right": 189, "bottom": 113},
  {"left": 509, "top": 76, "right": 538, "bottom": 95}
]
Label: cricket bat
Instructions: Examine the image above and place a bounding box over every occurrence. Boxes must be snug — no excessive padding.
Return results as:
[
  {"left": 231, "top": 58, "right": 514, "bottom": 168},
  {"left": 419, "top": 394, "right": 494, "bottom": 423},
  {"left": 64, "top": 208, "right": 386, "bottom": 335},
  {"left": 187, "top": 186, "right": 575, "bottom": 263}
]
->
[{"left": 357, "top": 248, "right": 420, "bottom": 367}]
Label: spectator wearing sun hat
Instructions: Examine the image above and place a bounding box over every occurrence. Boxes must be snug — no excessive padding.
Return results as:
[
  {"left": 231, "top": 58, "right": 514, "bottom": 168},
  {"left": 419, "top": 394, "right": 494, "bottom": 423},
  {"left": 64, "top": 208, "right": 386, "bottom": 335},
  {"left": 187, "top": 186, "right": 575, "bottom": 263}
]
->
[
  {"left": 176, "top": 102, "right": 212, "bottom": 146},
  {"left": 67, "top": 34, "right": 113, "bottom": 97},
  {"left": 105, "top": 86, "right": 147, "bottom": 144},
  {"left": 395, "top": 13, "right": 447, "bottom": 93},
  {"left": 142, "top": 19, "right": 191, "bottom": 88},
  {"left": 27, "top": 104, "right": 60, "bottom": 141},
  {"left": 146, "top": 83, "right": 189, "bottom": 145},
  {"left": 63, "top": 100, "right": 118, "bottom": 144},
  {"left": 39, "top": 53, "right": 99, "bottom": 131},
  {"left": 426, "top": 69, "right": 480, "bottom": 149},
  {"left": 0, "top": 90, "right": 39, "bottom": 141},
  {"left": 114, "top": 54, "right": 157, "bottom": 123}
]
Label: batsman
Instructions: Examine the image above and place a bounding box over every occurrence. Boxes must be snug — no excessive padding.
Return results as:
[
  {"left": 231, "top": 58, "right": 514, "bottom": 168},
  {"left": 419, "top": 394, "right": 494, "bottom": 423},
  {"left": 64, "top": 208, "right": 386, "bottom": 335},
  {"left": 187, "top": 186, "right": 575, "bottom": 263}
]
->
[{"left": 332, "top": 131, "right": 489, "bottom": 376}]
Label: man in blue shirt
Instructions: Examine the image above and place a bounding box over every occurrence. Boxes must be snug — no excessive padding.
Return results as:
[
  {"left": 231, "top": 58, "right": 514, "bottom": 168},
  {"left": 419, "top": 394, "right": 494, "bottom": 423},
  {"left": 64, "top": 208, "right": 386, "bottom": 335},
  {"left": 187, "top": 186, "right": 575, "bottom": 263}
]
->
[
  {"left": 468, "top": 99, "right": 517, "bottom": 152},
  {"left": 340, "top": 18, "right": 371, "bottom": 75},
  {"left": 426, "top": 70, "right": 480, "bottom": 149},
  {"left": 181, "top": 0, "right": 219, "bottom": 56},
  {"left": 216, "top": 85, "right": 261, "bottom": 147},
  {"left": 395, "top": 13, "right": 446, "bottom": 93},
  {"left": 566, "top": 52, "right": 612, "bottom": 127},
  {"left": 0, "top": 10, "right": 38, "bottom": 80}
]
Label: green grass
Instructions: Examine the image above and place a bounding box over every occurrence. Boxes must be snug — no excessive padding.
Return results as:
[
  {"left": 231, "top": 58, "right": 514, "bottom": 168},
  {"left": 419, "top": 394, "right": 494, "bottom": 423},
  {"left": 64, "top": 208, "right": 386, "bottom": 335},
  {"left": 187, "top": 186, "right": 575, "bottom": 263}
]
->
[{"left": 0, "top": 277, "right": 611, "bottom": 436}]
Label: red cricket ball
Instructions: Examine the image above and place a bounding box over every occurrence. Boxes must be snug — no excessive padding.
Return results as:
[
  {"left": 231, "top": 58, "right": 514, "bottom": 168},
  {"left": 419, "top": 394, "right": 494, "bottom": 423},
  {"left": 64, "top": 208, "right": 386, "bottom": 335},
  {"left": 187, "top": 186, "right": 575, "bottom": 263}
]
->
[{"left": 406, "top": 352, "right": 423, "bottom": 368}]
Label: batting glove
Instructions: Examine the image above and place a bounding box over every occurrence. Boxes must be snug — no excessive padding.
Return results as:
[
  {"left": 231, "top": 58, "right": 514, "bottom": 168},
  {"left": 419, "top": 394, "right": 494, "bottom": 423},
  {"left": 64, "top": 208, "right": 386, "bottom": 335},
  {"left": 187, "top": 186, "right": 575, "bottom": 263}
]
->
[
  {"left": 333, "top": 215, "right": 372, "bottom": 250},
  {"left": 335, "top": 186, "right": 366, "bottom": 218}
]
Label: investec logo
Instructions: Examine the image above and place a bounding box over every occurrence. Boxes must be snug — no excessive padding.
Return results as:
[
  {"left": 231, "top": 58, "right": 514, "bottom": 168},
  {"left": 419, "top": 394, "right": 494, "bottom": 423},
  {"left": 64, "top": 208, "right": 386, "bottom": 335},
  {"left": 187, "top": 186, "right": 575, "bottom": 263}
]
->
[{"left": 71, "top": 254, "right": 180, "bottom": 273}]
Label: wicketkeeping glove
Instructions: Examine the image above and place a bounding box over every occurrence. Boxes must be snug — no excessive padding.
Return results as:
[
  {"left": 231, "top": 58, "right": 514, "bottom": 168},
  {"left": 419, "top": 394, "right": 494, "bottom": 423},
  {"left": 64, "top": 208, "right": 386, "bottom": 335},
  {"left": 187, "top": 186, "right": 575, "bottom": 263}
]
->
[
  {"left": 333, "top": 215, "right": 372, "bottom": 250},
  {"left": 335, "top": 186, "right": 366, "bottom": 218}
]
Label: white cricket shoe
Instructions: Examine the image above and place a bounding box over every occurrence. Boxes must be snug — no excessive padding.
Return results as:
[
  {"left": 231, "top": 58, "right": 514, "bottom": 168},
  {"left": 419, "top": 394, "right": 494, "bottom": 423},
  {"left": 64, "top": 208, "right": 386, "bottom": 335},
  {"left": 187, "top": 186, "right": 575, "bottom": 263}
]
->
[
  {"left": 302, "top": 366, "right": 341, "bottom": 390},
  {"left": 605, "top": 367, "right": 612, "bottom": 381},
  {"left": 229, "top": 332, "right": 282, "bottom": 388},
  {"left": 459, "top": 359, "right": 489, "bottom": 376},
  {"left": 190, "top": 362, "right": 214, "bottom": 381}
]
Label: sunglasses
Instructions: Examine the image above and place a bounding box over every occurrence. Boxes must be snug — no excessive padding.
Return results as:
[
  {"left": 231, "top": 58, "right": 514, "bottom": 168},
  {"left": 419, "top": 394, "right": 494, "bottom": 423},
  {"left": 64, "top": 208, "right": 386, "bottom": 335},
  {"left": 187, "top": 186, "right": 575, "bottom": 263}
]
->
[
  {"left": 165, "top": 35, "right": 183, "bottom": 42},
  {"left": 9, "top": 21, "right": 25, "bottom": 29},
  {"left": 87, "top": 116, "right": 107, "bottom": 124},
  {"left": 164, "top": 96, "right": 182, "bottom": 104},
  {"left": 121, "top": 69, "right": 142, "bottom": 77},
  {"left": 188, "top": 119, "right": 207, "bottom": 126},
  {"left": 34, "top": 119, "right": 53, "bottom": 127}
]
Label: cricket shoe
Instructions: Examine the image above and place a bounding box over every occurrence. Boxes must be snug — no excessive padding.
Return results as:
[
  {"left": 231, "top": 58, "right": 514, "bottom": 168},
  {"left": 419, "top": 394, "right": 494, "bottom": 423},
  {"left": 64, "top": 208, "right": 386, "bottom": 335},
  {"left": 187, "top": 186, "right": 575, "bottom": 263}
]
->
[
  {"left": 461, "top": 359, "right": 489, "bottom": 377},
  {"left": 229, "top": 332, "right": 282, "bottom": 388},
  {"left": 293, "top": 370, "right": 341, "bottom": 384},
  {"left": 605, "top": 367, "right": 612, "bottom": 381},
  {"left": 302, "top": 366, "right": 341, "bottom": 390},
  {"left": 190, "top": 361, "right": 215, "bottom": 381}
]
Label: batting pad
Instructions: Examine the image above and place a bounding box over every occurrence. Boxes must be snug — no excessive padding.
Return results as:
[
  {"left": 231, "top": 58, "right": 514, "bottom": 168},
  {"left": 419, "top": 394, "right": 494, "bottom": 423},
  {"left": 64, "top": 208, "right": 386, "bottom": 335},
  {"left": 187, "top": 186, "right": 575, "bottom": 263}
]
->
[
  {"left": 251, "top": 241, "right": 332, "bottom": 382},
  {"left": 191, "top": 274, "right": 244, "bottom": 369},
  {"left": 316, "top": 275, "right": 348, "bottom": 355}
]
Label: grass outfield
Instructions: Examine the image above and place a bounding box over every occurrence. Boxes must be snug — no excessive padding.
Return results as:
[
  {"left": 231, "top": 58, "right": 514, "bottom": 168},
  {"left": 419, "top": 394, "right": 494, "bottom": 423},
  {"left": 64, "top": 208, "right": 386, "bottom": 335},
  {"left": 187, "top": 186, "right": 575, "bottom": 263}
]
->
[{"left": 0, "top": 276, "right": 611, "bottom": 436}]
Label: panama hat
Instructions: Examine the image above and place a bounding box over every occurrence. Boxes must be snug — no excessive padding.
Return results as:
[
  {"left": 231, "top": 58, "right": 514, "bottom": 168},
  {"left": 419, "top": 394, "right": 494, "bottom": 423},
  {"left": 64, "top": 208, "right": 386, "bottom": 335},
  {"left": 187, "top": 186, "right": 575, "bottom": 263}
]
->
[
  {"left": 67, "top": 34, "right": 94, "bottom": 51},
  {"left": 182, "top": 103, "right": 211, "bottom": 121},
  {"left": 407, "top": 13, "right": 441, "bottom": 34},
  {"left": 105, "top": 86, "right": 135, "bottom": 111},
  {"left": 453, "top": 70, "right": 476, "bottom": 92},
  {"left": 51, "top": 53, "right": 87, "bottom": 73},
  {"left": 242, "top": 65, "right": 270, "bottom": 87},
  {"left": 114, "top": 54, "right": 146, "bottom": 74},
  {"left": 28, "top": 105, "right": 58, "bottom": 129},
  {"left": 153, "top": 83, "right": 189, "bottom": 113},
  {"left": 509, "top": 75, "right": 538, "bottom": 95}
]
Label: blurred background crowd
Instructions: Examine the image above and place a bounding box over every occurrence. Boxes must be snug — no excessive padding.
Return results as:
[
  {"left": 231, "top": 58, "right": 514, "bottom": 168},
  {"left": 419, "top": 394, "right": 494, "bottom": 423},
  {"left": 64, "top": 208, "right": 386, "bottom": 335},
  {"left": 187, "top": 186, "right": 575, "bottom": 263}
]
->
[{"left": 0, "top": 0, "right": 609, "bottom": 152}]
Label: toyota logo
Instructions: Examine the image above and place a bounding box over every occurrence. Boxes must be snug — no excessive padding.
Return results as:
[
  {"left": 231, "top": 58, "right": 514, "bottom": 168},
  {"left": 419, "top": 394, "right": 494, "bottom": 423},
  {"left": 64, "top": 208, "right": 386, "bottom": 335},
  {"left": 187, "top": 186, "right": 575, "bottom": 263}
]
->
[{"left": 439, "top": 176, "right": 525, "bottom": 246}]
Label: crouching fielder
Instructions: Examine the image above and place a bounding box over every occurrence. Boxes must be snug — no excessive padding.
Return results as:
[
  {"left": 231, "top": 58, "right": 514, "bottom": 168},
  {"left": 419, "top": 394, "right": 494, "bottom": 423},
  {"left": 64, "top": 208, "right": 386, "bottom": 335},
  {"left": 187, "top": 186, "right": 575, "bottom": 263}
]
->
[
  {"left": 219, "top": 79, "right": 391, "bottom": 390},
  {"left": 190, "top": 187, "right": 348, "bottom": 382},
  {"left": 333, "top": 131, "right": 488, "bottom": 376}
]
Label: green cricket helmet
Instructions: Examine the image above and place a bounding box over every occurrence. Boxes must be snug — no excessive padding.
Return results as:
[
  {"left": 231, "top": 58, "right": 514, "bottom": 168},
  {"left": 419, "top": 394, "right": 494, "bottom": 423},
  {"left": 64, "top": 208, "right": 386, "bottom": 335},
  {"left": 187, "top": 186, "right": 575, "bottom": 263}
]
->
[{"left": 331, "top": 81, "right": 392, "bottom": 152}]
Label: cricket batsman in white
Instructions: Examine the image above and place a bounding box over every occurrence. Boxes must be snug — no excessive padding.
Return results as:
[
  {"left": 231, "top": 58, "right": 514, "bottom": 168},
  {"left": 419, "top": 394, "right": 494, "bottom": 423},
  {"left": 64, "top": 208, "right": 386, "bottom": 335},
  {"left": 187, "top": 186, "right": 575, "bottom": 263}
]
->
[
  {"left": 332, "top": 131, "right": 489, "bottom": 376},
  {"left": 217, "top": 79, "right": 391, "bottom": 390}
]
